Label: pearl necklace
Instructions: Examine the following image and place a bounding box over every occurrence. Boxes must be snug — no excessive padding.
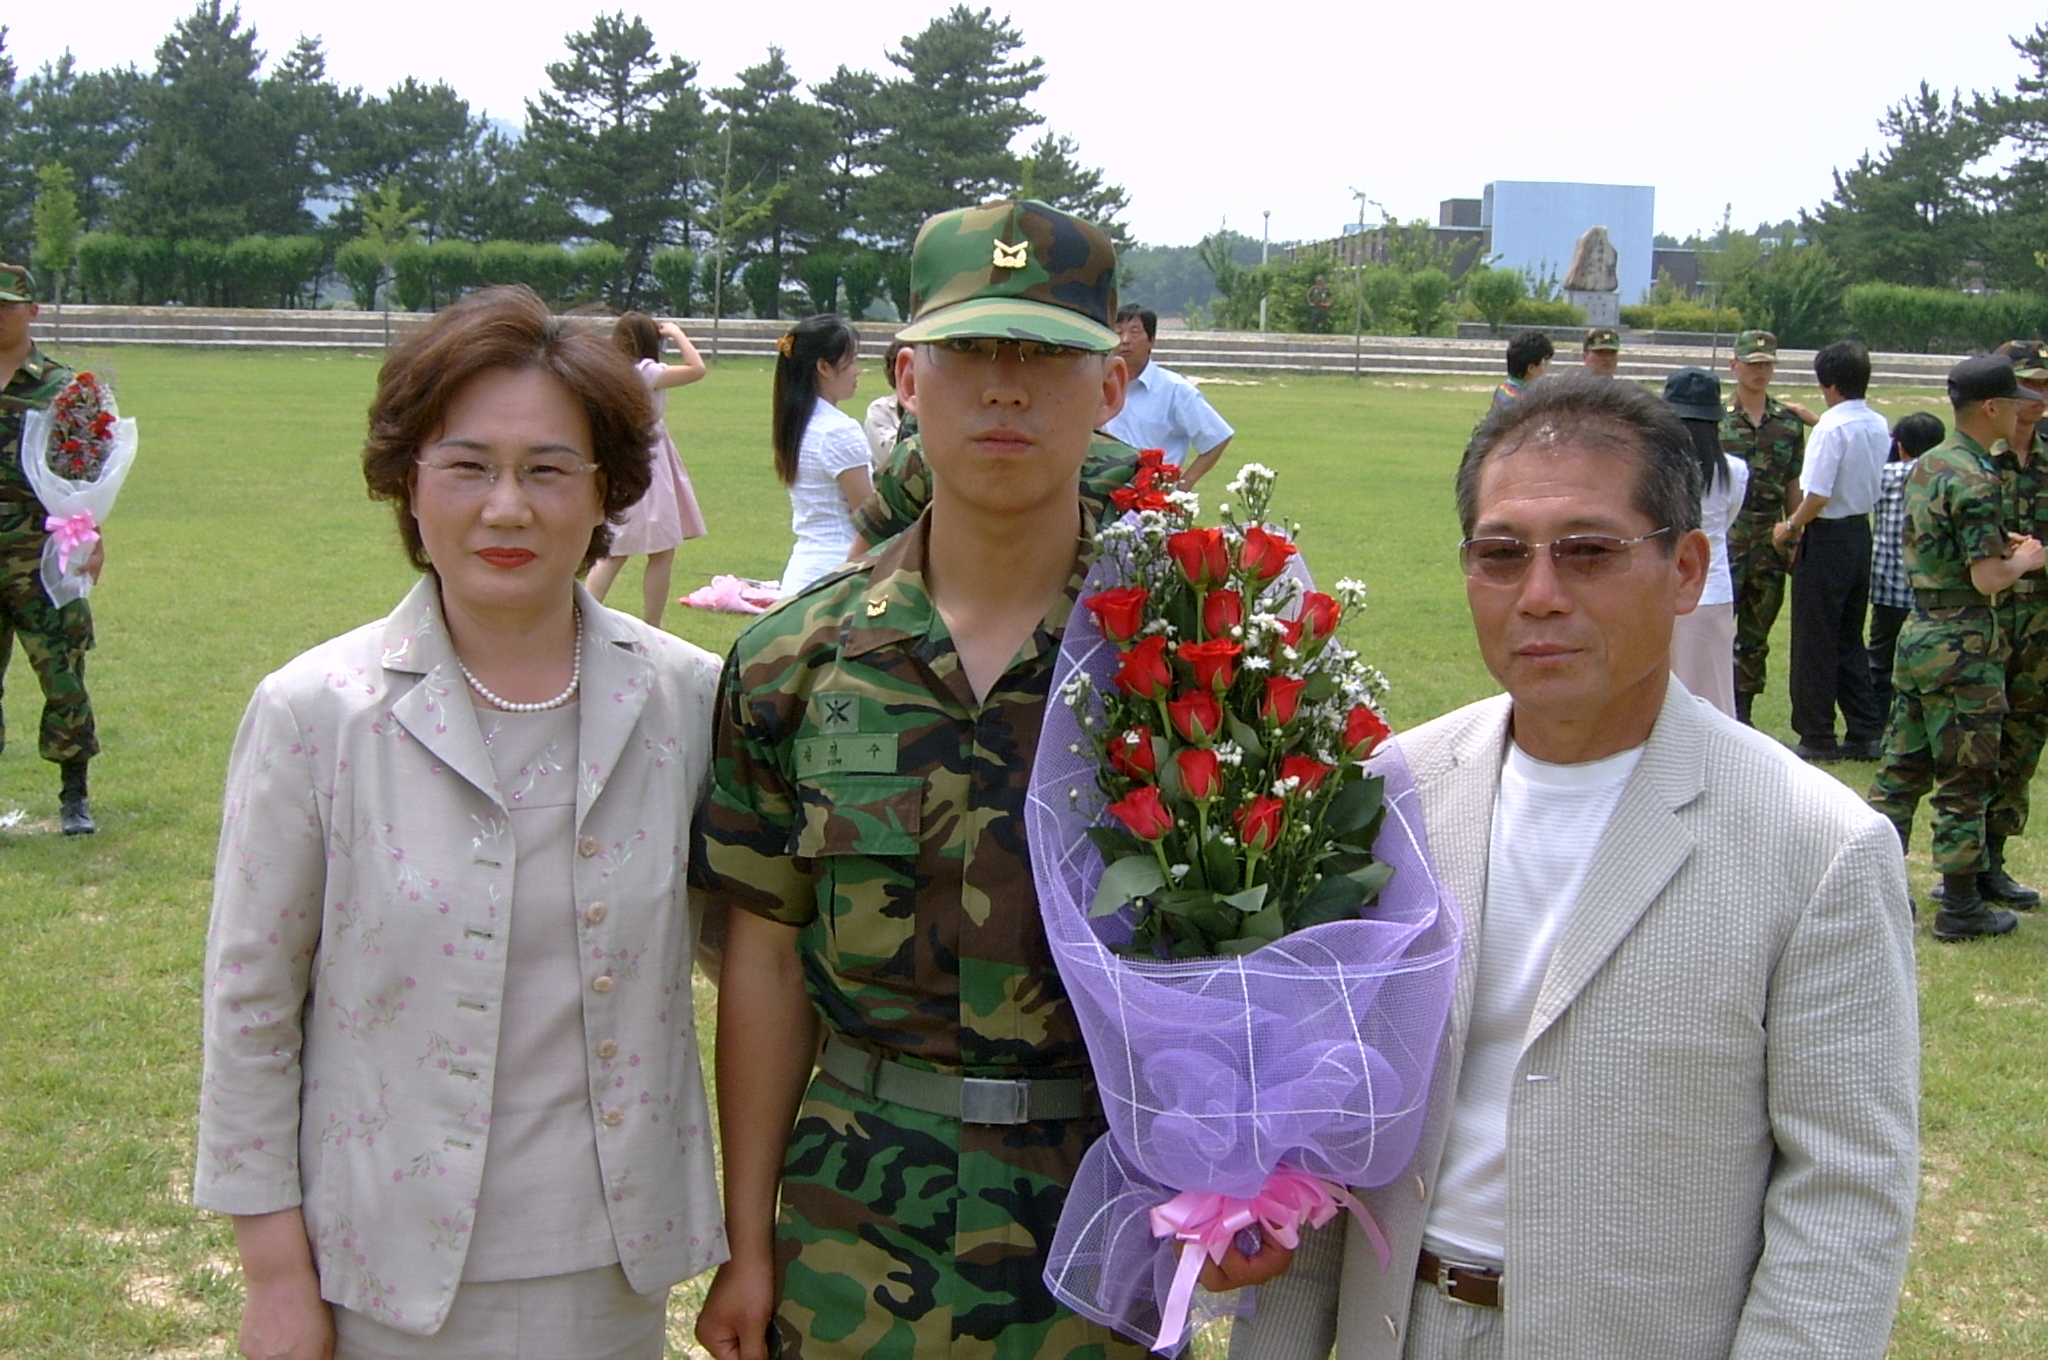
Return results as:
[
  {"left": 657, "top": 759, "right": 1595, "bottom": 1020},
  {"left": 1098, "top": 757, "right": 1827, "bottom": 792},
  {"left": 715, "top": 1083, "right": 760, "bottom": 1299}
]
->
[{"left": 457, "top": 608, "right": 583, "bottom": 712}]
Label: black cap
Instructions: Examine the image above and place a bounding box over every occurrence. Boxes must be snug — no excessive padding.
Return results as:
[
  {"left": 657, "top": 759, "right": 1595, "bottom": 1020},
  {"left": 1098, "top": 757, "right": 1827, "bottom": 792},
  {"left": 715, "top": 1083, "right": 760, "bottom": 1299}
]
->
[
  {"left": 1662, "top": 366, "right": 1724, "bottom": 421},
  {"left": 1948, "top": 354, "right": 2020, "bottom": 405}
]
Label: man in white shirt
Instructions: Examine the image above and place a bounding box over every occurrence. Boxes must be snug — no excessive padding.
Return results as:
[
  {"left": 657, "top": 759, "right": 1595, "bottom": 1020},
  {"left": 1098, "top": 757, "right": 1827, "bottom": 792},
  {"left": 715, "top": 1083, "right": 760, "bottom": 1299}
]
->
[
  {"left": 1103, "top": 305, "right": 1235, "bottom": 486},
  {"left": 1231, "top": 374, "right": 1918, "bottom": 1360},
  {"left": 1772, "top": 340, "right": 1891, "bottom": 761}
]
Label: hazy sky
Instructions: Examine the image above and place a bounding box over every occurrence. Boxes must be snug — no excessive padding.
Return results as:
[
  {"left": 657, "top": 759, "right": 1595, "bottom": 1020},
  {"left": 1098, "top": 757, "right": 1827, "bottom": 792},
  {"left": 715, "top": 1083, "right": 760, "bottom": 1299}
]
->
[{"left": 5, "top": 1, "right": 2034, "bottom": 246}]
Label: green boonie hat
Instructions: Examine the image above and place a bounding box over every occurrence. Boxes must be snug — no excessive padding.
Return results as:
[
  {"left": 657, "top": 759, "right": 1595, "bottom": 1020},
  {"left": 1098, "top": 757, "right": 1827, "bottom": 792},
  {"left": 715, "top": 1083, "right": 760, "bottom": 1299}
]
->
[
  {"left": 1583, "top": 328, "right": 1621, "bottom": 352},
  {"left": 897, "top": 199, "right": 1119, "bottom": 352},
  {"left": 1997, "top": 339, "right": 2048, "bottom": 381},
  {"left": 0, "top": 264, "right": 35, "bottom": 304},
  {"left": 1734, "top": 330, "right": 1778, "bottom": 363}
]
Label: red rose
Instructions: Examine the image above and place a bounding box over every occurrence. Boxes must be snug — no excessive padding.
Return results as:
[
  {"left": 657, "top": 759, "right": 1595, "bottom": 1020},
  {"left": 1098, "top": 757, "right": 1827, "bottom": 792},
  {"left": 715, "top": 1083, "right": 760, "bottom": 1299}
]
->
[
  {"left": 1240, "top": 525, "right": 1299, "bottom": 583},
  {"left": 1137, "top": 446, "right": 1169, "bottom": 469},
  {"left": 1298, "top": 591, "right": 1341, "bottom": 641},
  {"left": 1107, "top": 785, "right": 1174, "bottom": 841},
  {"left": 1236, "top": 796, "right": 1286, "bottom": 852},
  {"left": 1108, "top": 725, "right": 1158, "bottom": 782},
  {"left": 1085, "top": 586, "right": 1151, "bottom": 644},
  {"left": 1203, "top": 589, "right": 1244, "bottom": 639},
  {"left": 1179, "top": 638, "right": 1241, "bottom": 692},
  {"left": 1110, "top": 486, "right": 1171, "bottom": 514},
  {"left": 1262, "top": 676, "right": 1308, "bottom": 726},
  {"left": 1114, "top": 636, "right": 1173, "bottom": 699},
  {"left": 1345, "top": 705, "right": 1391, "bottom": 760},
  {"left": 1275, "top": 617, "right": 1306, "bottom": 651},
  {"left": 1176, "top": 747, "right": 1223, "bottom": 802},
  {"left": 1279, "top": 755, "right": 1334, "bottom": 796},
  {"left": 1167, "top": 689, "right": 1224, "bottom": 745},
  {"left": 1167, "top": 527, "right": 1230, "bottom": 588}
]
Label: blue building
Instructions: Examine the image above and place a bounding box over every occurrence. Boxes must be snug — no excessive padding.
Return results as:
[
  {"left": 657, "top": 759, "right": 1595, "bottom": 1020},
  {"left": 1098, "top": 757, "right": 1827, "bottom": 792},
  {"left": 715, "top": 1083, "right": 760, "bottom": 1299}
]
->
[{"left": 1481, "top": 182, "right": 1657, "bottom": 304}]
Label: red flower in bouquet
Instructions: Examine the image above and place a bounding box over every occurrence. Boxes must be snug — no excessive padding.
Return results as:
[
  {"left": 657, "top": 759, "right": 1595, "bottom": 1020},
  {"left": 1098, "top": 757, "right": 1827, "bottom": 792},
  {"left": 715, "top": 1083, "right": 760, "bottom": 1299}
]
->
[
  {"left": 1298, "top": 591, "right": 1342, "bottom": 642},
  {"left": 1279, "top": 755, "right": 1334, "bottom": 796},
  {"left": 1109, "top": 726, "right": 1158, "bottom": 782},
  {"left": 1167, "top": 527, "right": 1230, "bottom": 589},
  {"left": 1239, "top": 525, "right": 1298, "bottom": 583},
  {"left": 1344, "top": 705, "right": 1391, "bottom": 760},
  {"left": 1108, "top": 786, "right": 1175, "bottom": 841},
  {"left": 1110, "top": 485, "right": 1172, "bottom": 514},
  {"left": 1178, "top": 639, "right": 1241, "bottom": 692},
  {"left": 1275, "top": 617, "right": 1306, "bottom": 651},
  {"left": 1202, "top": 589, "right": 1243, "bottom": 639},
  {"left": 1086, "top": 586, "right": 1151, "bottom": 644},
  {"left": 1114, "top": 636, "right": 1173, "bottom": 699},
  {"left": 1176, "top": 748, "right": 1223, "bottom": 802},
  {"left": 1236, "top": 796, "right": 1286, "bottom": 852},
  {"left": 1263, "top": 675, "right": 1307, "bottom": 727},
  {"left": 1167, "top": 689, "right": 1224, "bottom": 745}
]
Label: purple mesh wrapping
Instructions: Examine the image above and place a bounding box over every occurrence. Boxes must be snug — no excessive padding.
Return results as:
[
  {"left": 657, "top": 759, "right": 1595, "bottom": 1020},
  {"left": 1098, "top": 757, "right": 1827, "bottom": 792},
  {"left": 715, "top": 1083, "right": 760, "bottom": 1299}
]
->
[{"left": 1027, "top": 550, "right": 1464, "bottom": 1354}]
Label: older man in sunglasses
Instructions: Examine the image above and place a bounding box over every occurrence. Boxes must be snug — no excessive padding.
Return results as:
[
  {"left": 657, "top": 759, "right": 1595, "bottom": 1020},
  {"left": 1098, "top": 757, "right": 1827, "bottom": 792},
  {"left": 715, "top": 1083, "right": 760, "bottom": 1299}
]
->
[{"left": 1234, "top": 375, "right": 1918, "bottom": 1360}]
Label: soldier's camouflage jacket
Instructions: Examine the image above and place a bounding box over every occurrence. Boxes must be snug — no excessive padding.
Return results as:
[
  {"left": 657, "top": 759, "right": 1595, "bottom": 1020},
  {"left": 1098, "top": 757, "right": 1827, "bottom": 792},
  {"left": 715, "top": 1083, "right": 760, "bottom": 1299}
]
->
[
  {"left": 1720, "top": 394, "right": 1805, "bottom": 523},
  {"left": 1, "top": 345, "right": 69, "bottom": 509},
  {"left": 1905, "top": 432, "right": 2008, "bottom": 592}
]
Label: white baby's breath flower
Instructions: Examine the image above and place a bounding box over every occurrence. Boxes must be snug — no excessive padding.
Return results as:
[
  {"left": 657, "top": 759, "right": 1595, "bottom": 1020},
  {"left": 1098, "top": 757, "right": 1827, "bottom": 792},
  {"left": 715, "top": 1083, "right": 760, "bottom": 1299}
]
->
[
  {"left": 1274, "top": 777, "right": 1300, "bottom": 797},
  {"left": 1144, "top": 618, "right": 1171, "bottom": 635},
  {"left": 1169, "top": 863, "right": 1191, "bottom": 880},
  {"left": 1165, "top": 490, "right": 1201, "bottom": 516},
  {"left": 1334, "top": 577, "right": 1369, "bottom": 609},
  {"left": 1244, "top": 655, "right": 1271, "bottom": 672}
]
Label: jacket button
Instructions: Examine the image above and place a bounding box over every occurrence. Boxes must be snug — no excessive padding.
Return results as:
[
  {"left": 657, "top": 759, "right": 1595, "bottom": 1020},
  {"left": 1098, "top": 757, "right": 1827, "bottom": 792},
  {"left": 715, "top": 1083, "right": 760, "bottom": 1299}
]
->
[
  {"left": 1383, "top": 1315, "right": 1399, "bottom": 1340},
  {"left": 586, "top": 902, "right": 607, "bottom": 924},
  {"left": 597, "top": 1039, "right": 618, "bottom": 1060},
  {"left": 592, "top": 975, "right": 615, "bottom": 994},
  {"left": 578, "top": 835, "right": 599, "bottom": 857},
  {"left": 603, "top": 1108, "right": 625, "bottom": 1127}
]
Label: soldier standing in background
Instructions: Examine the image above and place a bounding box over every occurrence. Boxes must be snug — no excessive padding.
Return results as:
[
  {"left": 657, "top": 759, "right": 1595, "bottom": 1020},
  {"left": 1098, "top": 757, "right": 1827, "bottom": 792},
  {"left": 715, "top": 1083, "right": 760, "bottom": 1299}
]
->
[
  {"left": 1579, "top": 328, "right": 1621, "bottom": 377},
  {"left": 1721, "top": 330, "right": 1817, "bottom": 724},
  {"left": 1869, "top": 355, "right": 2044, "bottom": 941},
  {"left": 0, "top": 264, "right": 100, "bottom": 835},
  {"left": 1978, "top": 339, "right": 2048, "bottom": 909}
]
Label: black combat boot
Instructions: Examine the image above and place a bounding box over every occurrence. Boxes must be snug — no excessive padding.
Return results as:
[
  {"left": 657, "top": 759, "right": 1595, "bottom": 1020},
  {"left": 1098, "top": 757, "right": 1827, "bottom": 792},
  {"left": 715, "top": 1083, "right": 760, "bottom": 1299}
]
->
[
  {"left": 59, "top": 758, "right": 95, "bottom": 836},
  {"left": 1979, "top": 835, "right": 2040, "bottom": 909},
  {"left": 1734, "top": 690, "right": 1754, "bottom": 726},
  {"left": 1932, "top": 873, "right": 2018, "bottom": 942}
]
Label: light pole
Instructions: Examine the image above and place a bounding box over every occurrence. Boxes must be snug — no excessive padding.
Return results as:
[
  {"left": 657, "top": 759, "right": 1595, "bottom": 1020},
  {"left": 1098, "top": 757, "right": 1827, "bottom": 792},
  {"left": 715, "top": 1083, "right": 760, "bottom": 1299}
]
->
[
  {"left": 1349, "top": 189, "right": 1385, "bottom": 378},
  {"left": 1259, "top": 210, "right": 1271, "bottom": 332}
]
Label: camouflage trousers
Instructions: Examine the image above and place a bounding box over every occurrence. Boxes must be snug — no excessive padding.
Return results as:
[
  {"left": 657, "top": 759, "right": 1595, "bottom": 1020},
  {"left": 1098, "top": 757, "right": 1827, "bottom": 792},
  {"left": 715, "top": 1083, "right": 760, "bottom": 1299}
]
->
[
  {"left": 1867, "top": 607, "right": 2007, "bottom": 874},
  {"left": 1729, "top": 514, "right": 1791, "bottom": 696},
  {"left": 0, "top": 507, "right": 97, "bottom": 765},
  {"left": 1989, "top": 592, "right": 2048, "bottom": 839},
  {"left": 772, "top": 1068, "right": 1145, "bottom": 1360}
]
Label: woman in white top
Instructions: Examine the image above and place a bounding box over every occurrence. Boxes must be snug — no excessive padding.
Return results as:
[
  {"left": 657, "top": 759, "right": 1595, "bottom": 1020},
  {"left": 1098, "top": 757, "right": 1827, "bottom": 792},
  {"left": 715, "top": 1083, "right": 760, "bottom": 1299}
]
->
[
  {"left": 772, "top": 315, "right": 872, "bottom": 596},
  {"left": 1664, "top": 366, "right": 1749, "bottom": 718},
  {"left": 585, "top": 312, "right": 708, "bottom": 628}
]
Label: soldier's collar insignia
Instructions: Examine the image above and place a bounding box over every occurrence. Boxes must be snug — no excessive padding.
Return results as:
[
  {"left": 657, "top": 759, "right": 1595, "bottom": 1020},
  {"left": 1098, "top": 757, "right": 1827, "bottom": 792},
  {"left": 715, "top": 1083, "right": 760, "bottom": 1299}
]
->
[
  {"left": 865, "top": 597, "right": 888, "bottom": 617},
  {"left": 992, "top": 239, "right": 1028, "bottom": 270}
]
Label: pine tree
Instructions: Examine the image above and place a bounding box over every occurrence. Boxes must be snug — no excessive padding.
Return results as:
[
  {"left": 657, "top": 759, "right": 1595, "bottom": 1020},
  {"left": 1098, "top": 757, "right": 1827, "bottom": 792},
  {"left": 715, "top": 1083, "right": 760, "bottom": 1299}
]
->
[
  {"left": 1015, "top": 131, "right": 1131, "bottom": 248},
  {"left": 712, "top": 46, "right": 837, "bottom": 313},
  {"left": 1807, "top": 83, "right": 1993, "bottom": 288}
]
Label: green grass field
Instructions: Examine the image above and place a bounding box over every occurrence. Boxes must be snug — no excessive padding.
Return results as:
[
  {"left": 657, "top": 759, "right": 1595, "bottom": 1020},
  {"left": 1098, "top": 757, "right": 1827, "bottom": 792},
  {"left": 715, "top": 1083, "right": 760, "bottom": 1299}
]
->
[{"left": 0, "top": 348, "right": 2038, "bottom": 1357}]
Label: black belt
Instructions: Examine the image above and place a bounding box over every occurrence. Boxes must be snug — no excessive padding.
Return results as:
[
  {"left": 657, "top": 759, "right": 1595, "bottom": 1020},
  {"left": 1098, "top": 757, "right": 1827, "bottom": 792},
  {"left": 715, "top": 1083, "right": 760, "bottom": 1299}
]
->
[
  {"left": 817, "top": 1032, "right": 1095, "bottom": 1125},
  {"left": 1915, "top": 588, "right": 1993, "bottom": 609},
  {"left": 2007, "top": 579, "right": 2048, "bottom": 596},
  {"left": 1417, "top": 1247, "right": 1501, "bottom": 1308}
]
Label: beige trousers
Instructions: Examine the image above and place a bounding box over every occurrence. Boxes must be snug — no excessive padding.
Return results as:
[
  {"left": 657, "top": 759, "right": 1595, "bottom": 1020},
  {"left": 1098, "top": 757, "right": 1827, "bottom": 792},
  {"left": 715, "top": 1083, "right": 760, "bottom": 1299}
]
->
[{"left": 333, "top": 1264, "right": 666, "bottom": 1360}]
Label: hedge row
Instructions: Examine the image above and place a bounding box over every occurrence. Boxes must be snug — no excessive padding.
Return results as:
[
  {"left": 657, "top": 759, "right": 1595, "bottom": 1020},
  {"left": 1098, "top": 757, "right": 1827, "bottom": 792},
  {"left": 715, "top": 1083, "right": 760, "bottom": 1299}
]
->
[
  {"left": 75, "top": 233, "right": 325, "bottom": 308},
  {"left": 1618, "top": 301, "right": 1747, "bottom": 334},
  {"left": 1842, "top": 284, "right": 2048, "bottom": 354}
]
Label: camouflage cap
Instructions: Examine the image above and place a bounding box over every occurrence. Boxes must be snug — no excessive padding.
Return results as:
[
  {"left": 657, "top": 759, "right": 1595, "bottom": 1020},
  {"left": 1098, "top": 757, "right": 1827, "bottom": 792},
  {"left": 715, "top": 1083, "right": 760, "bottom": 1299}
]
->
[
  {"left": 897, "top": 199, "right": 1119, "bottom": 352},
  {"left": 0, "top": 263, "right": 36, "bottom": 304},
  {"left": 1996, "top": 339, "right": 2048, "bottom": 381},
  {"left": 1583, "top": 327, "right": 1621, "bottom": 352},
  {"left": 1733, "top": 330, "right": 1778, "bottom": 363}
]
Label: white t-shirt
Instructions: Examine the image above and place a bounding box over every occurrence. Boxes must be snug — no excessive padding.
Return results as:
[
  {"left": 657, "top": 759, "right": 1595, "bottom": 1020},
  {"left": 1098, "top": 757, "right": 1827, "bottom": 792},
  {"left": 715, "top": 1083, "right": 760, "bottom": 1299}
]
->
[
  {"left": 1700, "top": 453, "right": 1751, "bottom": 608},
  {"left": 1103, "top": 361, "right": 1234, "bottom": 469},
  {"left": 780, "top": 397, "right": 871, "bottom": 596},
  {"left": 1423, "top": 738, "right": 1645, "bottom": 1262}
]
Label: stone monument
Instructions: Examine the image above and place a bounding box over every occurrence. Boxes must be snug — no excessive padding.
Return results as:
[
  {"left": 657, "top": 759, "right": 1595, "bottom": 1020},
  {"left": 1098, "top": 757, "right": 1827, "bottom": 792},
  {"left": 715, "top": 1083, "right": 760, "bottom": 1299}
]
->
[{"left": 1562, "top": 225, "right": 1621, "bottom": 327}]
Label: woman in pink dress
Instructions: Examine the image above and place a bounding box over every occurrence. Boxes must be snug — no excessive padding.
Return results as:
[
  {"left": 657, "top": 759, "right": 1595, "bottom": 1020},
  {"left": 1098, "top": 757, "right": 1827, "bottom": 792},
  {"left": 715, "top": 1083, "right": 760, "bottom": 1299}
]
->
[{"left": 586, "top": 312, "right": 707, "bottom": 627}]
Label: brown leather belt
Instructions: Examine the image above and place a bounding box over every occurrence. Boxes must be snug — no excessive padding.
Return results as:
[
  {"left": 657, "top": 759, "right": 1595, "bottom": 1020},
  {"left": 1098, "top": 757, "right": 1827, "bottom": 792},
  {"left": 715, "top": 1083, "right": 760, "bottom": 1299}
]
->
[{"left": 1416, "top": 1247, "right": 1502, "bottom": 1308}]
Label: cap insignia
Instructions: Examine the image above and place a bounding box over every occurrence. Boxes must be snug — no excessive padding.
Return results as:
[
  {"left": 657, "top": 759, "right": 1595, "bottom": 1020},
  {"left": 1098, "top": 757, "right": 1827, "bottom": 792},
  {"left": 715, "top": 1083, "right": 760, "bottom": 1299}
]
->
[{"left": 992, "top": 239, "right": 1028, "bottom": 270}]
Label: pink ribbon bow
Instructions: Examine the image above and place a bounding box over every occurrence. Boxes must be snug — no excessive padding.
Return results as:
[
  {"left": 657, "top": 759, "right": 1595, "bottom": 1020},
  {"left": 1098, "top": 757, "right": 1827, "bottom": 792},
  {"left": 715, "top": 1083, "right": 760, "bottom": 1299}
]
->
[
  {"left": 44, "top": 511, "right": 99, "bottom": 575},
  {"left": 1146, "top": 1164, "right": 1392, "bottom": 1354}
]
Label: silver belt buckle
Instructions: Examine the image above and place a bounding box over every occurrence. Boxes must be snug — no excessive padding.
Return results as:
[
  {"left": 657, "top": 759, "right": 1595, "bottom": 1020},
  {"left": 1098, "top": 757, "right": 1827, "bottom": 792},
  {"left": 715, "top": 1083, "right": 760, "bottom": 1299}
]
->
[
  {"left": 959, "top": 1077, "right": 1031, "bottom": 1125},
  {"left": 1431, "top": 1255, "right": 1496, "bottom": 1307}
]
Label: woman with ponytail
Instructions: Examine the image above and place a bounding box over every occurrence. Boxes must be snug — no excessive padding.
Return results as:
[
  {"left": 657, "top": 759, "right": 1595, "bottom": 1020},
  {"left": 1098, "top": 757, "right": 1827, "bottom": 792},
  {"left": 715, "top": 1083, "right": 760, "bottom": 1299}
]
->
[{"left": 771, "top": 315, "right": 870, "bottom": 596}]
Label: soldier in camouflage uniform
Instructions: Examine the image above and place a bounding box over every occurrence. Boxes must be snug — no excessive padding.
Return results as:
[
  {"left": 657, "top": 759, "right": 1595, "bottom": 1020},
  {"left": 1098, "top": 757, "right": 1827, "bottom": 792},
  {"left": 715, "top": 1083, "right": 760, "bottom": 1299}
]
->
[
  {"left": 694, "top": 201, "right": 1274, "bottom": 1360},
  {"left": 0, "top": 263, "right": 99, "bottom": 834},
  {"left": 1720, "top": 330, "right": 1817, "bottom": 724},
  {"left": 1980, "top": 339, "right": 2048, "bottom": 908},
  {"left": 1868, "top": 355, "right": 2044, "bottom": 940}
]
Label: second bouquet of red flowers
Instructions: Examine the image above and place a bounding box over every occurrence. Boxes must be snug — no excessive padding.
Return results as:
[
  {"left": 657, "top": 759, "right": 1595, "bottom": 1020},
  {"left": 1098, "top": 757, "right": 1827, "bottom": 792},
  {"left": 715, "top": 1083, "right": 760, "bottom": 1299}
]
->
[{"left": 1070, "top": 460, "right": 1392, "bottom": 958}]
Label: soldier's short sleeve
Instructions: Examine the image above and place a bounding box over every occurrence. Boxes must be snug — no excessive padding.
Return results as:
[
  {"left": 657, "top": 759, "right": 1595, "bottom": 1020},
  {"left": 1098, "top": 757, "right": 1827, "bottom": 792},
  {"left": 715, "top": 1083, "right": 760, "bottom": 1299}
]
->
[
  {"left": 691, "top": 639, "right": 817, "bottom": 927},
  {"left": 1952, "top": 464, "right": 2008, "bottom": 566},
  {"left": 850, "top": 430, "right": 932, "bottom": 546}
]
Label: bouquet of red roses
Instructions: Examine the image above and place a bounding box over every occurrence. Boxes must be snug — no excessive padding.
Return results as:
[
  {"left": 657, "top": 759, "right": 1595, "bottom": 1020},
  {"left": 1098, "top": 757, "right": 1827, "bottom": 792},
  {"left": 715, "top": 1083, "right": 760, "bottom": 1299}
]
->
[
  {"left": 21, "top": 371, "right": 139, "bottom": 607},
  {"left": 1073, "top": 460, "right": 1394, "bottom": 957}
]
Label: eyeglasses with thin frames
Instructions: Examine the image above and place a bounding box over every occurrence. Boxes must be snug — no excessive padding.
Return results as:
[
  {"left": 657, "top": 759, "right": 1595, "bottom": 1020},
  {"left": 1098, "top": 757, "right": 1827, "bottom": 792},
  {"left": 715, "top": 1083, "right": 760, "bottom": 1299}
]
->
[
  {"left": 1460, "top": 527, "right": 1674, "bottom": 585},
  {"left": 415, "top": 455, "right": 599, "bottom": 499}
]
